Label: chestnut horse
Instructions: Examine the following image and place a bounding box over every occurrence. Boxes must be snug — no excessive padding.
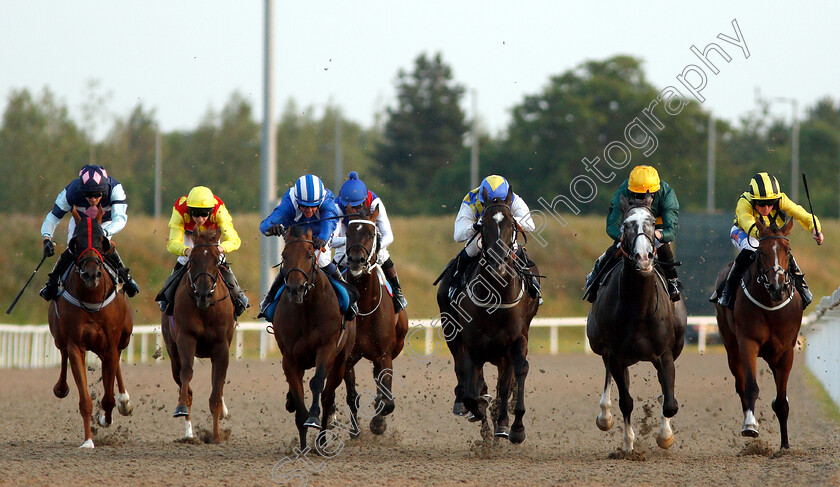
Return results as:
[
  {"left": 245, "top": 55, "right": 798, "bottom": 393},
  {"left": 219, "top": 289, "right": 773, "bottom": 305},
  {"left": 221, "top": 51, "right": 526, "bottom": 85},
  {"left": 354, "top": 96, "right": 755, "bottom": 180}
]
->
[
  {"left": 440, "top": 187, "right": 540, "bottom": 443},
  {"left": 342, "top": 205, "right": 409, "bottom": 435},
  {"left": 713, "top": 217, "right": 802, "bottom": 450},
  {"left": 161, "top": 228, "right": 235, "bottom": 443},
  {"left": 48, "top": 207, "right": 134, "bottom": 448},
  {"left": 586, "top": 196, "right": 687, "bottom": 452},
  {"left": 274, "top": 225, "right": 356, "bottom": 451}
]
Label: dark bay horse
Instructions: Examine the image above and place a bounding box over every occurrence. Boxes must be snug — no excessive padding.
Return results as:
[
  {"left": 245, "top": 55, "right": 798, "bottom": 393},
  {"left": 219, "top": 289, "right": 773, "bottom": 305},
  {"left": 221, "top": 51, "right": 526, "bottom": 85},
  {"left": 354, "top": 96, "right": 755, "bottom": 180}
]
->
[
  {"left": 48, "top": 207, "right": 134, "bottom": 448},
  {"left": 586, "top": 196, "right": 687, "bottom": 452},
  {"left": 443, "top": 187, "right": 539, "bottom": 443},
  {"left": 713, "top": 217, "right": 802, "bottom": 450},
  {"left": 274, "top": 225, "right": 356, "bottom": 451},
  {"left": 342, "top": 205, "right": 409, "bottom": 435},
  {"left": 161, "top": 228, "right": 235, "bottom": 443}
]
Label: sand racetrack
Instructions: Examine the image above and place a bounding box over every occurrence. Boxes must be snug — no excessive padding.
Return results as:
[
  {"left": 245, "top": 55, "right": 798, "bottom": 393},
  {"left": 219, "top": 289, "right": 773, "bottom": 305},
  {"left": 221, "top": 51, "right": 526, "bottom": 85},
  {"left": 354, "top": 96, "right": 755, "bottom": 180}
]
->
[{"left": 1, "top": 350, "right": 839, "bottom": 486}]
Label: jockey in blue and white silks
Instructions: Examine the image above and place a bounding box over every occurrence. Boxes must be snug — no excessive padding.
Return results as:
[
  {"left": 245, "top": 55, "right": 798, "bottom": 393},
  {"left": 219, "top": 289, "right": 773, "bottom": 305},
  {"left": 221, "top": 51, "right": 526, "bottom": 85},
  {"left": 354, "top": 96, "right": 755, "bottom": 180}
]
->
[
  {"left": 39, "top": 164, "right": 139, "bottom": 300},
  {"left": 332, "top": 171, "right": 407, "bottom": 312}
]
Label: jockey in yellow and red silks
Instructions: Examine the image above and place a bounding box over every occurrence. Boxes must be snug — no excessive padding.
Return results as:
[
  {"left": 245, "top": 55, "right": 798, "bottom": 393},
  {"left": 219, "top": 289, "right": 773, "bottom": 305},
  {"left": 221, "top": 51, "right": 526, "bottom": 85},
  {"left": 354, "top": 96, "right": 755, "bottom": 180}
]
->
[
  {"left": 715, "top": 172, "right": 824, "bottom": 309},
  {"left": 155, "top": 186, "right": 249, "bottom": 317}
]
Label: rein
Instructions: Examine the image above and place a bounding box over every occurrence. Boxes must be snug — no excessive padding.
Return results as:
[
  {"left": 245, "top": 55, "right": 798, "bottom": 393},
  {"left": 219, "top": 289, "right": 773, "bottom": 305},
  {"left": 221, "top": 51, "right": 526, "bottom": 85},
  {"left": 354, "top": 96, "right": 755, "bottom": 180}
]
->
[
  {"left": 469, "top": 202, "right": 525, "bottom": 309},
  {"left": 346, "top": 219, "right": 381, "bottom": 275},
  {"left": 741, "top": 234, "right": 795, "bottom": 311},
  {"left": 283, "top": 238, "right": 318, "bottom": 298},
  {"left": 61, "top": 218, "right": 118, "bottom": 312},
  {"left": 186, "top": 243, "right": 230, "bottom": 307}
]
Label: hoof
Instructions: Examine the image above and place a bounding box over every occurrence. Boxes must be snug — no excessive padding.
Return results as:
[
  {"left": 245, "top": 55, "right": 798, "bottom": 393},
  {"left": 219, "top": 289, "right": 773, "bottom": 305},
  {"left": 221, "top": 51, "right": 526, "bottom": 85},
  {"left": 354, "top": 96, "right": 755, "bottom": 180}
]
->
[
  {"left": 97, "top": 414, "right": 110, "bottom": 427},
  {"left": 53, "top": 383, "right": 69, "bottom": 399},
  {"left": 79, "top": 438, "right": 95, "bottom": 449},
  {"left": 741, "top": 425, "right": 759, "bottom": 438},
  {"left": 656, "top": 433, "right": 675, "bottom": 449},
  {"left": 303, "top": 416, "right": 321, "bottom": 429},
  {"left": 453, "top": 401, "right": 467, "bottom": 416},
  {"left": 494, "top": 425, "right": 510, "bottom": 438},
  {"left": 509, "top": 428, "right": 526, "bottom": 444},
  {"left": 370, "top": 415, "right": 387, "bottom": 435},
  {"left": 173, "top": 405, "right": 189, "bottom": 418},
  {"left": 118, "top": 400, "right": 133, "bottom": 417},
  {"left": 596, "top": 415, "right": 614, "bottom": 431}
]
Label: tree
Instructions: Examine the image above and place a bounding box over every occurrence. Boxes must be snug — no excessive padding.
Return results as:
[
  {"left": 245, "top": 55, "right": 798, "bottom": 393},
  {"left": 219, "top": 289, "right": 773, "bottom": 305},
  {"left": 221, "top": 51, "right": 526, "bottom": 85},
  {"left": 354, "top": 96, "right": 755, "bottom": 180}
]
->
[{"left": 373, "top": 52, "right": 468, "bottom": 215}]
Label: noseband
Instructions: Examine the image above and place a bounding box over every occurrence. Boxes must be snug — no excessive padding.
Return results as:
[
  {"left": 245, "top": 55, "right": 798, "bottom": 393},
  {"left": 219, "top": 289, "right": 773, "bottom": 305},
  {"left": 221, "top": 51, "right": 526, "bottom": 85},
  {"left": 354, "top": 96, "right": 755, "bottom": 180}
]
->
[
  {"left": 620, "top": 205, "right": 656, "bottom": 261},
  {"left": 754, "top": 235, "right": 793, "bottom": 293},
  {"left": 346, "top": 219, "right": 380, "bottom": 274},
  {"left": 186, "top": 243, "right": 227, "bottom": 304},
  {"left": 283, "top": 238, "right": 317, "bottom": 297},
  {"left": 480, "top": 203, "right": 518, "bottom": 262},
  {"left": 75, "top": 217, "right": 104, "bottom": 276}
]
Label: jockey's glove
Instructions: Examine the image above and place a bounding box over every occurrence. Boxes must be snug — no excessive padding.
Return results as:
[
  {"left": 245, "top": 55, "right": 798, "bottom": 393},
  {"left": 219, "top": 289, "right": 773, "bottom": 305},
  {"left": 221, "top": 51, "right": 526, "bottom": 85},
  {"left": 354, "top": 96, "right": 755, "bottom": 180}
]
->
[
  {"left": 43, "top": 239, "right": 55, "bottom": 258},
  {"left": 312, "top": 237, "right": 327, "bottom": 250},
  {"left": 265, "top": 224, "right": 285, "bottom": 237},
  {"left": 472, "top": 221, "right": 482, "bottom": 232}
]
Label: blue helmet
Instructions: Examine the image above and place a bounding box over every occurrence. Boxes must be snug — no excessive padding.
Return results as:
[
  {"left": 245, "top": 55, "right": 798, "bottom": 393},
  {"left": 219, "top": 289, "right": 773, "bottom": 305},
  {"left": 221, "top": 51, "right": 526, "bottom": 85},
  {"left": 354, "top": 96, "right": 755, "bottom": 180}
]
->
[
  {"left": 478, "top": 175, "right": 510, "bottom": 203},
  {"left": 78, "top": 164, "right": 109, "bottom": 194},
  {"left": 294, "top": 174, "right": 326, "bottom": 207},
  {"left": 338, "top": 171, "right": 368, "bottom": 207}
]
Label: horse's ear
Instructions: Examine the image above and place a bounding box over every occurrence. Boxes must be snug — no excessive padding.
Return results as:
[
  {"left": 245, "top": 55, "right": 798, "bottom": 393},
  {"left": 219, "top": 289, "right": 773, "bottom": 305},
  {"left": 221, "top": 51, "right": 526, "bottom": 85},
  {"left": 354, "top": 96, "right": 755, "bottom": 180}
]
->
[
  {"left": 481, "top": 187, "right": 490, "bottom": 205},
  {"left": 71, "top": 206, "right": 81, "bottom": 223},
  {"left": 782, "top": 217, "right": 795, "bottom": 235},
  {"left": 370, "top": 203, "right": 379, "bottom": 220},
  {"left": 643, "top": 192, "right": 653, "bottom": 208},
  {"left": 754, "top": 216, "right": 767, "bottom": 234},
  {"left": 619, "top": 194, "right": 629, "bottom": 213},
  {"left": 210, "top": 227, "right": 221, "bottom": 243},
  {"left": 504, "top": 186, "right": 513, "bottom": 205},
  {"left": 96, "top": 205, "right": 104, "bottom": 225}
]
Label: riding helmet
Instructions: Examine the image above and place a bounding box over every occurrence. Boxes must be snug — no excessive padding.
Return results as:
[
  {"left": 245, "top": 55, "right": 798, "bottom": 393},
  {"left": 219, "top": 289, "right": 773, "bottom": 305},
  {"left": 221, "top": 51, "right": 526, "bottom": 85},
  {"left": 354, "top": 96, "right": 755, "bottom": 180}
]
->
[
  {"left": 186, "top": 186, "right": 216, "bottom": 208},
  {"left": 78, "top": 164, "right": 109, "bottom": 194},
  {"left": 478, "top": 175, "right": 510, "bottom": 203},
  {"left": 338, "top": 171, "right": 368, "bottom": 207},
  {"left": 628, "top": 165, "right": 661, "bottom": 194},
  {"left": 294, "top": 175, "right": 326, "bottom": 207}
]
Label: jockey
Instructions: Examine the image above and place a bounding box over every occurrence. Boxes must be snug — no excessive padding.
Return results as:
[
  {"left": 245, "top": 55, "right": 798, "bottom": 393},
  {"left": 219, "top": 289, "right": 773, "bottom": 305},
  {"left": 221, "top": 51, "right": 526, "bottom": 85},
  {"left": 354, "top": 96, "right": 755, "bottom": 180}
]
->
[
  {"left": 332, "top": 171, "right": 408, "bottom": 313},
  {"left": 155, "top": 186, "right": 249, "bottom": 317},
  {"left": 258, "top": 174, "right": 358, "bottom": 321},
  {"left": 715, "top": 172, "right": 824, "bottom": 309},
  {"left": 447, "top": 175, "right": 540, "bottom": 302},
  {"left": 39, "top": 164, "right": 140, "bottom": 301},
  {"left": 584, "top": 165, "right": 682, "bottom": 303}
]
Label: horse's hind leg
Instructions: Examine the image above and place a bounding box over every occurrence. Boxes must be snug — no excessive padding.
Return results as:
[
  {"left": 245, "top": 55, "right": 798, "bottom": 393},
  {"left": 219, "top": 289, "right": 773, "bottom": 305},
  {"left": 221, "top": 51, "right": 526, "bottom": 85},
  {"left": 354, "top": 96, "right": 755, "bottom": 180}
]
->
[
  {"left": 53, "top": 348, "right": 70, "bottom": 398},
  {"left": 208, "top": 346, "right": 230, "bottom": 443},
  {"left": 509, "top": 336, "right": 529, "bottom": 444},
  {"left": 283, "top": 356, "right": 309, "bottom": 450},
  {"left": 653, "top": 352, "right": 678, "bottom": 449},
  {"left": 95, "top": 349, "right": 119, "bottom": 428},
  {"left": 66, "top": 343, "right": 94, "bottom": 448},
  {"left": 373, "top": 355, "right": 396, "bottom": 417},
  {"left": 462, "top": 352, "right": 487, "bottom": 422},
  {"left": 174, "top": 336, "right": 197, "bottom": 439},
  {"left": 343, "top": 361, "right": 361, "bottom": 438},
  {"left": 609, "top": 358, "right": 635, "bottom": 451},
  {"left": 114, "top": 360, "right": 133, "bottom": 416},
  {"left": 494, "top": 358, "right": 514, "bottom": 439},
  {"left": 770, "top": 348, "right": 794, "bottom": 449},
  {"left": 738, "top": 339, "right": 761, "bottom": 437},
  {"left": 596, "top": 356, "right": 614, "bottom": 431}
]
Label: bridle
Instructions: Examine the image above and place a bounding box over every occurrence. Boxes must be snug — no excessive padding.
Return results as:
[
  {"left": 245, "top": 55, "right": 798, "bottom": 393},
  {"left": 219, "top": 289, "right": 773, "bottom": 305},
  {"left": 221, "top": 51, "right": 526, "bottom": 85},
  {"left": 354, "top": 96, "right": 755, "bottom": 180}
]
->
[
  {"left": 346, "top": 218, "right": 381, "bottom": 275},
  {"left": 468, "top": 201, "right": 526, "bottom": 309},
  {"left": 619, "top": 204, "right": 657, "bottom": 261},
  {"left": 62, "top": 217, "right": 117, "bottom": 313},
  {"left": 283, "top": 238, "right": 317, "bottom": 298},
  {"left": 480, "top": 202, "right": 519, "bottom": 263},
  {"left": 745, "top": 235, "right": 794, "bottom": 310},
  {"left": 75, "top": 217, "right": 105, "bottom": 277},
  {"left": 186, "top": 243, "right": 229, "bottom": 305}
]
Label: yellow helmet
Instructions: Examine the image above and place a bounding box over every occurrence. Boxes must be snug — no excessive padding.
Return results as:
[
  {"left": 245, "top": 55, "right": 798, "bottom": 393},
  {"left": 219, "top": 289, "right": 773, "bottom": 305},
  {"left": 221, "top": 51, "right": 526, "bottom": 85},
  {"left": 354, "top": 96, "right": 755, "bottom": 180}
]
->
[
  {"left": 186, "top": 186, "right": 215, "bottom": 208},
  {"left": 628, "top": 165, "right": 661, "bottom": 193},
  {"left": 748, "top": 172, "right": 781, "bottom": 201}
]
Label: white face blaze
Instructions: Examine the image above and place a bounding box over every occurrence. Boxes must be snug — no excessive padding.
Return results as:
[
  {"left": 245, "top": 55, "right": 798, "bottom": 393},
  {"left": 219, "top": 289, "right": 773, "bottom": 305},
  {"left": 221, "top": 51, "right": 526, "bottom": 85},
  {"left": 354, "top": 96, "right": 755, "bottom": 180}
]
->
[{"left": 624, "top": 207, "right": 655, "bottom": 272}]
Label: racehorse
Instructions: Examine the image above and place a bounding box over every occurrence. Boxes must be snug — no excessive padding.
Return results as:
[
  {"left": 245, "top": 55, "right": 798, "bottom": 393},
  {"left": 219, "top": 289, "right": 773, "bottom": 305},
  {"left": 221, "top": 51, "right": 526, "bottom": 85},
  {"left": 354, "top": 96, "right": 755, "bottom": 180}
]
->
[
  {"left": 274, "top": 224, "right": 356, "bottom": 451},
  {"left": 48, "top": 207, "right": 134, "bottom": 448},
  {"left": 442, "top": 187, "right": 539, "bottom": 443},
  {"left": 161, "top": 227, "right": 235, "bottom": 443},
  {"left": 342, "top": 205, "right": 409, "bottom": 435},
  {"left": 586, "top": 195, "right": 687, "bottom": 452},
  {"left": 713, "top": 216, "right": 802, "bottom": 449}
]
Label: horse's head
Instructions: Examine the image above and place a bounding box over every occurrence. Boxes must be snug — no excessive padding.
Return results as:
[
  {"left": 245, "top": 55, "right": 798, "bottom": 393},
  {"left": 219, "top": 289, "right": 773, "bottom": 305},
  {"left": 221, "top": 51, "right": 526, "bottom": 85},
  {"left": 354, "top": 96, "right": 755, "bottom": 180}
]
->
[
  {"left": 345, "top": 205, "right": 380, "bottom": 277},
  {"left": 187, "top": 228, "right": 222, "bottom": 309},
  {"left": 619, "top": 194, "right": 656, "bottom": 274},
  {"left": 282, "top": 225, "right": 317, "bottom": 304},
  {"left": 69, "top": 206, "right": 110, "bottom": 289},
  {"left": 754, "top": 216, "right": 795, "bottom": 301},
  {"left": 480, "top": 186, "right": 516, "bottom": 277}
]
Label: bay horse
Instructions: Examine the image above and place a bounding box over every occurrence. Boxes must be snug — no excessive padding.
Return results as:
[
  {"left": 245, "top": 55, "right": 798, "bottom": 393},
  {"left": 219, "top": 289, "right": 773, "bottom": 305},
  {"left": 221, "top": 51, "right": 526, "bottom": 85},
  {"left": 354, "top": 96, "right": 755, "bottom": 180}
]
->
[
  {"left": 713, "top": 216, "right": 802, "bottom": 450},
  {"left": 274, "top": 225, "right": 356, "bottom": 451},
  {"left": 48, "top": 207, "right": 134, "bottom": 448},
  {"left": 161, "top": 227, "right": 235, "bottom": 443},
  {"left": 445, "top": 187, "right": 539, "bottom": 443},
  {"left": 586, "top": 195, "right": 687, "bottom": 452},
  {"left": 342, "top": 205, "right": 409, "bottom": 435}
]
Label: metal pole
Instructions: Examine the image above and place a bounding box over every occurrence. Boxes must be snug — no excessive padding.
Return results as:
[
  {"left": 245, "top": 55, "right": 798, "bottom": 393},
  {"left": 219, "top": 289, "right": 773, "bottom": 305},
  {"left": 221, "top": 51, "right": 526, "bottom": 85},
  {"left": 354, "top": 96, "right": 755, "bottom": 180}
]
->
[
  {"left": 154, "top": 130, "right": 162, "bottom": 218},
  {"left": 334, "top": 110, "right": 343, "bottom": 190},
  {"left": 470, "top": 89, "right": 479, "bottom": 189},
  {"left": 706, "top": 112, "right": 715, "bottom": 213},
  {"left": 791, "top": 100, "right": 799, "bottom": 201},
  {"left": 260, "top": 0, "right": 277, "bottom": 297}
]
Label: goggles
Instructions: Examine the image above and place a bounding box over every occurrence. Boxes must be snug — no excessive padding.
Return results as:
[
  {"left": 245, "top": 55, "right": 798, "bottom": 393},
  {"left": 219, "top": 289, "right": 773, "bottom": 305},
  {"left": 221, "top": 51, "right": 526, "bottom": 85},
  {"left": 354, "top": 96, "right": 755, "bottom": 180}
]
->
[{"left": 189, "top": 208, "right": 212, "bottom": 218}]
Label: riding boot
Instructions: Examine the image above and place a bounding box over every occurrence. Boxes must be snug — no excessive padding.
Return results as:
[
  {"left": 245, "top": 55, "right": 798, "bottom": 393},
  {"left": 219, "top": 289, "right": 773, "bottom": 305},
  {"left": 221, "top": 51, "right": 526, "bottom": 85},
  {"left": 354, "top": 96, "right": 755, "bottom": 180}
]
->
[
  {"left": 258, "top": 271, "right": 284, "bottom": 319},
  {"left": 788, "top": 254, "right": 812, "bottom": 308},
  {"left": 382, "top": 260, "right": 408, "bottom": 313},
  {"left": 105, "top": 248, "right": 140, "bottom": 298},
  {"left": 583, "top": 243, "right": 619, "bottom": 303},
  {"left": 448, "top": 249, "right": 476, "bottom": 301},
  {"left": 156, "top": 262, "right": 185, "bottom": 315},
  {"left": 514, "top": 248, "right": 541, "bottom": 301},
  {"left": 40, "top": 248, "right": 75, "bottom": 301},
  {"left": 322, "top": 263, "right": 359, "bottom": 321},
  {"left": 220, "top": 263, "right": 249, "bottom": 317},
  {"left": 656, "top": 244, "right": 682, "bottom": 302},
  {"left": 717, "top": 250, "right": 754, "bottom": 310}
]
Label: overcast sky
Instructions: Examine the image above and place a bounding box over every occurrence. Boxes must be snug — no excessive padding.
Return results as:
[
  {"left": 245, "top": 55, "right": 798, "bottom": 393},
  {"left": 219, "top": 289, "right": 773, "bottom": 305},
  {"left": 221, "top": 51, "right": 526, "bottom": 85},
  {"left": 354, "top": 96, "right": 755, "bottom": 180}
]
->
[{"left": 1, "top": 1, "right": 838, "bottom": 138}]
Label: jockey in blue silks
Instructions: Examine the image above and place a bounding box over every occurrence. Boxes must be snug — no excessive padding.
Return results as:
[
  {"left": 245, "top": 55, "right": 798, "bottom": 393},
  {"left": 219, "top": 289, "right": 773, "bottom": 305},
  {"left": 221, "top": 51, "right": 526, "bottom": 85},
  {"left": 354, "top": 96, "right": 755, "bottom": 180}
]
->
[{"left": 258, "top": 174, "right": 358, "bottom": 321}]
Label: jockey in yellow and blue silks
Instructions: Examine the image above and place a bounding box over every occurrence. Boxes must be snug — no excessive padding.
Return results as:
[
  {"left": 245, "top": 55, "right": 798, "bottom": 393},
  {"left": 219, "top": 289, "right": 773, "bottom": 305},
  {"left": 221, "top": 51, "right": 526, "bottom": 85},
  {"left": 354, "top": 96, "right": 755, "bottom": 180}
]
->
[
  {"left": 447, "top": 175, "right": 540, "bottom": 301},
  {"left": 39, "top": 164, "right": 139, "bottom": 301},
  {"left": 258, "top": 174, "right": 358, "bottom": 321},
  {"left": 332, "top": 171, "right": 408, "bottom": 312},
  {"left": 715, "top": 172, "right": 824, "bottom": 309},
  {"left": 583, "top": 165, "right": 682, "bottom": 303},
  {"left": 155, "top": 186, "right": 249, "bottom": 317}
]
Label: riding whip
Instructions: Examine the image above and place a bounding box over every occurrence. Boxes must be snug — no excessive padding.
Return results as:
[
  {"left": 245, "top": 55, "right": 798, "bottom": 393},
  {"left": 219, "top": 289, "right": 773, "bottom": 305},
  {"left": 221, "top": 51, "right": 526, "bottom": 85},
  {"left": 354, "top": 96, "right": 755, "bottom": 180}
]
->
[
  {"left": 6, "top": 255, "right": 48, "bottom": 314},
  {"left": 801, "top": 172, "right": 821, "bottom": 245}
]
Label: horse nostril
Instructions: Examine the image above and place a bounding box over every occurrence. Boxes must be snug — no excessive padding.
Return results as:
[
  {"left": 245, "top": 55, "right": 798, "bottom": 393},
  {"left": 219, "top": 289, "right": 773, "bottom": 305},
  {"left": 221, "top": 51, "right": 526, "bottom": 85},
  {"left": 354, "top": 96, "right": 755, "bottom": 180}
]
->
[{"left": 648, "top": 252, "right": 654, "bottom": 260}]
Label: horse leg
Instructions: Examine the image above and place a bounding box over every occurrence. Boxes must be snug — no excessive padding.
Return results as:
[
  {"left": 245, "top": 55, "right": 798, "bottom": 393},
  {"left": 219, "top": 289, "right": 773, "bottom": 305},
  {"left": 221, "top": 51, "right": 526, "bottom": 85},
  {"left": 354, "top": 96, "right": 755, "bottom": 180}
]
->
[
  {"left": 66, "top": 343, "right": 94, "bottom": 448},
  {"left": 609, "top": 358, "right": 635, "bottom": 451},
  {"left": 509, "top": 337, "right": 529, "bottom": 444},
  {"left": 596, "top": 356, "right": 614, "bottom": 431},
  {"left": 95, "top": 350, "right": 119, "bottom": 428},
  {"left": 53, "top": 347, "right": 70, "bottom": 398},
  {"left": 317, "top": 356, "right": 345, "bottom": 450},
  {"left": 770, "top": 348, "right": 795, "bottom": 449},
  {"left": 208, "top": 345, "right": 229, "bottom": 444},
  {"left": 369, "top": 356, "right": 394, "bottom": 435},
  {"left": 462, "top": 352, "right": 486, "bottom": 422},
  {"left": 446, "top": 318, "right": 468, "bottom": 416},
  {"left": 653, "top": 352, "right": 678, "bottom": 449},
  {"left": 343, "top": 360, "right": 361, "bottom": 439},
  {"left": 304, "top": 351, "right": 330, "bottom": 430},
  {"left": 494, "top": 357, "right": 514, "bottom": 439},
  {"left": 738, "top": 339, "right": 761, "bottom": 437},
  {"left": 283, "top": 356, "right": 309, "bottom": 450},
  {"left": 114, "top": 359, "right": 133, "bottom": 416},
  {"left": 174, "top": 336, "right": 197, "bottom": 439}
]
